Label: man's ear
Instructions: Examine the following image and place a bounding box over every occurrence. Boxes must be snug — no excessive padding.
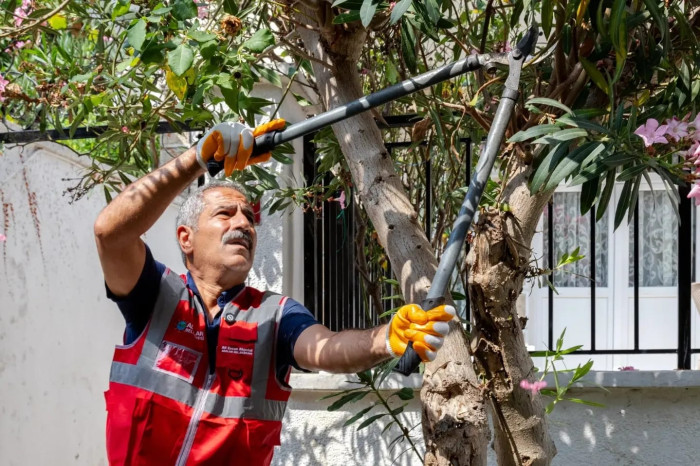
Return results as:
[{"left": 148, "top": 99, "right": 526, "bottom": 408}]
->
[{"left": 177, "top": 225, "right": 194, "bottom": 256}]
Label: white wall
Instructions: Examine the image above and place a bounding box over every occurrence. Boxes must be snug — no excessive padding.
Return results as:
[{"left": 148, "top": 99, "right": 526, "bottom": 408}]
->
[
  {"left": 0, "top": 128, "right": 295, "bottom": 464},
  {"left": 278, "top": 371, "right": 700, "bottom": 466}
]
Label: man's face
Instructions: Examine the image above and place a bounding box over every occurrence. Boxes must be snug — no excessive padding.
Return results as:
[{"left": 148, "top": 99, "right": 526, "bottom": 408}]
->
[{"left": 187, "top": 187, "right": 257, "bottom": 282}]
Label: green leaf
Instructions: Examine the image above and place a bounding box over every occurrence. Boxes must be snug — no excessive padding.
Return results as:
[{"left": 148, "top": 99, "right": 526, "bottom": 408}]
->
[
  {"left": 508, "top": 124, "right": 562, "bottom": 143},
  {"left": 557, "top": 115, "right": 609, "bottom": 134},
  {"left": 532, "top": 128, "right": 588, "bottom": 145},
  {"left": 327, "top": 390, "right": 370, "bottom": 411},
  {"left": 188, "top": 30, "right": 218, "bottom": 42},
  {"left": 641, "top": 0, "right": 667, "bottom": 43},
  {"left": 394, "top": 387, "right": 414, "bottom": 400},
  {"left": 333, "top": 11, "right": 361, "bottom": 24},
  {"left": 580, "top": 56, "right": 609, "bottom": 95},
  {"left": 127, "top": 19, "right": 147, "bottom": 52},
  {"left": 167, "top": 44, "right": 194, "bottom": 76},
  {"left": 400, "top": 21, "right": 417, "bottom": 73},
  {"left": 424, "top": 0, "right": 441, "bottom": 24},
  {"left": 614, "top": 179, "right": 634, "bottom": 229},
  {"left": 171, "top": 0, "right": 198, "bottom": 20},
  {"left": 112, "top": 0, "right": 131, "bottom": 20},
  {"left": 526, "top": 97, "right": 573, "bottom": 115},
  {"left": 241, "top": 29, "right": 275, "bottom": 53},
  {"left": 357, "top": 413, "right": 387, "bottom": 430},
  {"left": 530, "top": 143, "right": 568, "bottom": 193},
  {"left": 580, "top": 178, "right": 599, "bottom": 215},
  {"left": 342, "top": 405, "right": 376, "bottom": 427},
  {"left": 565, "top": 397, "right": 606, "bottom": 408},
  {"left": 389, "top": 0, "right": 412, "bottom": 24},
  {"left": 541, "top": 0, "right": 553, "bottom": 38},
  {"left": 610, "top": 0, "right": 628, "bottom": 61},
  {"left": 617, "top": 164, "right": 647, "bottom": 181},
  {"left": 253, "top": 65, "right": 282, "bottom": 87},
  {"left": 603, "top": 152, "right": 638, "bottom": 167},
  {"left": 360, "top": 0, "right": 378, "bottom": 27},
  {"left": 596, "top": 171, "right": 616, "bottom": 221},
  {"left": 47, "top": 13, "right": 67, "bottom": 29},
  {"left": 544, "top": 141, "right": 606, "bottom": 191},
  {"left": 140, "top": 45, "right": 165, "bottom": 65}
]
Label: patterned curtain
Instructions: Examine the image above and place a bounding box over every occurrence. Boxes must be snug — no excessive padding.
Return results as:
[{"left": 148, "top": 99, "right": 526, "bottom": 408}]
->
[
  {"left": 628, "top": 191, "right": 678, "bottom": 287},
  {"left": 543, "top": 192, "right": 609, "bottom": 287}
]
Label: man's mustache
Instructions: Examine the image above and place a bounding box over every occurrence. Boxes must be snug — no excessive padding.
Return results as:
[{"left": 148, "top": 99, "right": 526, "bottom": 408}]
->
[{"left": 221, "top": 230, "right": 253, "bottom": 249}]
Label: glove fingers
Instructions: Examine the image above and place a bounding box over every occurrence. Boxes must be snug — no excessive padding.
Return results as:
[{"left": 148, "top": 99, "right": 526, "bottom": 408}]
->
[
  {"left": 213, "top": 131, "right": 228, "bottom": 162},
  {"left": 405, "top": 329, "right": 445, "bottom": 350},
  {"left": 224, "top": 156, "right": 236, "bottom": 177},
  {"left": 253, "top": 118, "right": 286, "bottom": 137},
  {"left": 413, "top": 342, "right": 437, "bottom": 362},
  {"left": 409, "top": 321, "right": 450, "bottom": 337},
  {"left": 232, "top": 129, "right": 254, "bottom": 172},
  {"left": 425, "top": 305, "right": 457, "bottom": 322},
  {"left": 405, "top": 305, "right": 428, "bottom": 325}
]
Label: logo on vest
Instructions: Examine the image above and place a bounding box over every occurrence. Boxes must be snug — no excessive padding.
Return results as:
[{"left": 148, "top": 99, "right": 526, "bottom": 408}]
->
[
  {"left": 175, "top": 320, "right": 205, "bottom": 341},
  {"left": 221, "top": 345, "right": 253, "bottom": 356}
]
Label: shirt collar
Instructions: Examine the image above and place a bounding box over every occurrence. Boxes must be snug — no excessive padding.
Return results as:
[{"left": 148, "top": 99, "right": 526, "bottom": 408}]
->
[{"left": 186, "top": 272, "right": 245, "bottom": 310}]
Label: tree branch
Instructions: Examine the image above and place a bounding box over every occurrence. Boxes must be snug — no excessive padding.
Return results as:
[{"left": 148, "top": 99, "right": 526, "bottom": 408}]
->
[{"left": 0, "top": 0, "right": 72, "bottom": 40}]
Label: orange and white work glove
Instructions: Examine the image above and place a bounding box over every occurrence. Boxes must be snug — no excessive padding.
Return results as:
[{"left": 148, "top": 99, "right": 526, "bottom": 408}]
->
[
  {"left": 195, "top": 119, "right": 286, "bottom": 176},
  {"left": 386, "top": 303, "right": 456, "bottom": 362}
]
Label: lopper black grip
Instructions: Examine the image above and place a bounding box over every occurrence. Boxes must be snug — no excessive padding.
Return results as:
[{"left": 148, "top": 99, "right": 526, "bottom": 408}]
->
[{"left": 393, "top": 296, "right": 447, "bottom": 376}]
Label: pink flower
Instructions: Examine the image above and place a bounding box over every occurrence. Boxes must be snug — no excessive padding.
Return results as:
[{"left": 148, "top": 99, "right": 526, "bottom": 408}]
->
[
  {"left": 121, "top": 126, "right": 129, "bottom": 133},
  {"left": 520, "top": 379, "right": 547, "bottom": 395},
  {"left": 0, "top": 234, "right": 5, "bottom": 242},
  {"left": 618, "top": 366, "right": 637, "bottom": 371},
  {"left": 194, "top": 1, "right": 208, "bottom": 18},
  {"left": 688, "top": 141, "right": 700, "bottom": 160},
  {"left": 0, "top": 74, "right": 9, "bottom": 102},
  {"left": 665, "top": 117, "right": 689, "bottom": 142},
  {"left": 634, "top": 119, "right": 669, "bottom": 147},
  {"left": 336, "top": 190, "right": 346, "bottom": 210},
  {"left": 389, "top": 1, "right": 396, "bottom": 10},
  {"left": 14, "top": 6, "right": 27, "bottom": 26},
  {"left": 688, "top": 183, "right": 700, "bottom": 206}
]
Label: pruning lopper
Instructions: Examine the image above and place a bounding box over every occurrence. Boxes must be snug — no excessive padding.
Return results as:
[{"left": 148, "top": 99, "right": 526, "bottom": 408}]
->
[{"left": 207, "top": 27, "right": 539, "bottom": 375}]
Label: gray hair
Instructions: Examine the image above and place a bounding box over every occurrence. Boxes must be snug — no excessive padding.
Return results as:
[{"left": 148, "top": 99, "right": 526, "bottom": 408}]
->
[{"left": 176, "top": 179, "right": 249, "bottom": 264}]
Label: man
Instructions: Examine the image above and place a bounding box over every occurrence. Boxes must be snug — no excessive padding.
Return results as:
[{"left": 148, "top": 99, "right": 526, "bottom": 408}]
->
[{"left": 94, "top": 119, "right": 455, "bottom": 466}]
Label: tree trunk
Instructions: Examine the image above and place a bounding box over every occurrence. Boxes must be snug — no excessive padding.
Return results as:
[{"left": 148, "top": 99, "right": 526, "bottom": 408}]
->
[
  {"left": 468, "top": 157, "right": 557, "bottom": 465},
  {"left": 292, "top": 4, "right": 490, "bottom": 464}
]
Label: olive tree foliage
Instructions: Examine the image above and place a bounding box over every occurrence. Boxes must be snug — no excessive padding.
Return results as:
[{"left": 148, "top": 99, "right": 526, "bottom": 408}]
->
[{"left": 2, "top": 0, "right": 699, "bottom": 465}]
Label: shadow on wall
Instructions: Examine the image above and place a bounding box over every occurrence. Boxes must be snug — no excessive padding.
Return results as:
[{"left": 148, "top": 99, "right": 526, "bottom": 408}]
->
[
  {"left": 273, "top": 391, "right": 423, "bottom": 466},
  {"left": 550, "top": 385, "right": 700, "bottom": 465}
]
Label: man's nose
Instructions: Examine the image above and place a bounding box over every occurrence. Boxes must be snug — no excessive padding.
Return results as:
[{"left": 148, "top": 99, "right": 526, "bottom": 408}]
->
[{"left": 231, "top": 212, "right": 252, "bottom": 230}]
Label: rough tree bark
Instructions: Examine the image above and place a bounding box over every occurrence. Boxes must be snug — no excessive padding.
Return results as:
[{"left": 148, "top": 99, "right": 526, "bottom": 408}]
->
[
  {"left": 468, "top": 157, "right": 557, "bottom": 465},
  {"left": 290, "top": 3, "right": 490, "bottom": 464}
]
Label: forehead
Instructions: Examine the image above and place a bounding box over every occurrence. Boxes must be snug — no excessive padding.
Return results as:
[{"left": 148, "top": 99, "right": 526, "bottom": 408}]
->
[{"left": 201, "top": 187, "right": 250, "bottom": 208}]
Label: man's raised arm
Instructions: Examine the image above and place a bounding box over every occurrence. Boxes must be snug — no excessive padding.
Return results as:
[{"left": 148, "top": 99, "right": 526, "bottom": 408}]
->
[
  {"left": 93, "top": 148, "right": 204, "bottom": 297},
  {"left": 93, "top": 119, "right": 285, "bottom": 297}
]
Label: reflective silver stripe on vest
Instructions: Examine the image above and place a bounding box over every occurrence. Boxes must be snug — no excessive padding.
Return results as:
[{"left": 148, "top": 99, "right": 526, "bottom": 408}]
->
[
  {"left": 109, "top": 271, "right": 289, "bottom": 421},
  {"left": 218, "top": 291, "right": 285, "bottom": 416},
  {"left": 140, "top": 271, "right": 185, "bottom": 366}
]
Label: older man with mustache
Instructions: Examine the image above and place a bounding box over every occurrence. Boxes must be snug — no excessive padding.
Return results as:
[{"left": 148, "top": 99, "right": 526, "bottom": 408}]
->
[{"left": 94, "top": 120, "right": 455, "bottom": 466}]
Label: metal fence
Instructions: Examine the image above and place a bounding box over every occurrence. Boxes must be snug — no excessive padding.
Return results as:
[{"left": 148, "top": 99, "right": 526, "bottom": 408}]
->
[{"left": 302, "top": 126, "right": 698, "bottom": 370}]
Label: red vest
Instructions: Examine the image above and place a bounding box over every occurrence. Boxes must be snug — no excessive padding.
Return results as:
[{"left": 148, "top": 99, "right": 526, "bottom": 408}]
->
[{"left": 105, "top": 269, "right": 292, "bottom": 466}]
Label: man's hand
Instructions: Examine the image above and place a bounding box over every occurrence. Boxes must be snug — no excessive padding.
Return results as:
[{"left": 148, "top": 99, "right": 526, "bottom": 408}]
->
[
  {"left": 195, "top": 119, "right": 285, "bottom": 176},
  {"left": 386, "top": 303, "right": 455, "bottom": 362}
]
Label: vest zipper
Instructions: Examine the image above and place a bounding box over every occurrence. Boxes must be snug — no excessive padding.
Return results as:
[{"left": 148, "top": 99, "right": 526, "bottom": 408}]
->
[{"left": 175, "top": 372, "right": 215, "bottom": 466}]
